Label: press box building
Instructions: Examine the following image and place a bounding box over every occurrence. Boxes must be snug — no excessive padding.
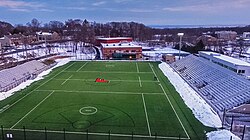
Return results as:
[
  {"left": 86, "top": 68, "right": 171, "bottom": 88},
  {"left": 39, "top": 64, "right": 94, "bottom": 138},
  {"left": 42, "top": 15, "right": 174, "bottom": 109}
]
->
[{"left": 199, "top": 51, "right": 250, "bottom": 78}]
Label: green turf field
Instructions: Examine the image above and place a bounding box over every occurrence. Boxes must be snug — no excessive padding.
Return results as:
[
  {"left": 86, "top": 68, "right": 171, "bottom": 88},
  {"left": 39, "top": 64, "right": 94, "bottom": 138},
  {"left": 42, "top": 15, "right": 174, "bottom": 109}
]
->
[{"left": 0, "top": 61, "right": 213, "bottom": 140}]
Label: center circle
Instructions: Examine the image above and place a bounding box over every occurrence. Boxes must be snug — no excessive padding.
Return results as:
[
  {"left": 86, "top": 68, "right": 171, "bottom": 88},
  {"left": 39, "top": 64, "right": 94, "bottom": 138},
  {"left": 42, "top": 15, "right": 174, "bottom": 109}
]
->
[{"left": 79, "top": 106, "right": 98, "bottom": 115}]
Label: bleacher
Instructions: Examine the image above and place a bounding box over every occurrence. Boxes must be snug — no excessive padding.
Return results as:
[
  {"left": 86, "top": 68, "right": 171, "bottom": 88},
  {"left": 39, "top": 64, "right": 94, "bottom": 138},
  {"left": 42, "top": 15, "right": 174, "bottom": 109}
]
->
[
  {"left": 171, "top": 55, "right": 250, "bottom": 113},
  {"left": 0, "top": 60, "right": 49, "bottom": 92}
]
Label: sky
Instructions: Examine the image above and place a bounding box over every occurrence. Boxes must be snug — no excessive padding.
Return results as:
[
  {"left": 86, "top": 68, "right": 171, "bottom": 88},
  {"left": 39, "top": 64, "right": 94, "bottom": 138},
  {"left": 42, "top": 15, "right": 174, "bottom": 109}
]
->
[{"left": 0, "top": 0, "right": 250, "bottom": 26}]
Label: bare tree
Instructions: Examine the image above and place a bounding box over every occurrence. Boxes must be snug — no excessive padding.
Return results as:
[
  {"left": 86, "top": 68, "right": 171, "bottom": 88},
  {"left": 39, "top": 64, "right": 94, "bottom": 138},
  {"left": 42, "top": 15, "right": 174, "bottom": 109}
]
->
[{"left": 26, "top": 18, "right": 41, "bottom": 32}]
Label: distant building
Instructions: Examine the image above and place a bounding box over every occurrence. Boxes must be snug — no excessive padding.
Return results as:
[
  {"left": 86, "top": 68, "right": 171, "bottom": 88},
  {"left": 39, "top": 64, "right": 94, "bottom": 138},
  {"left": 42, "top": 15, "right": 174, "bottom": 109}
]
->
[
  {"left": 196, "top": 35, "right": 218, "bottom": 48},
  {"left": 142, "top": 47, "right": 189, "bottom": 59},
  {"left": 4, "top": 34, "right": 24, "bottom": 46},
  {"left": 0, "top": 34, "right": 38, "bottom": 46},
  {"left": 215, "top": 31, "right": 237, "bottom": 41},
  {"left": 162, "top": 55, "right": 175, "bottom": 63},
  {"left": 0, "top": 36, "right": 11, "bottom": 46},
  {"left": 101, "top": 42, "right": 142, "bottom": 60},
  {"left": 199, "top": 51, "right": 250, "bottom": 77},
  {"left": 243, "top": 32, "right": 250, "bottom": 39},
  {"left": 36, "top": 31, "right": 60, "bottom": 42},
  {"left": 96, "top": 37, "right": 132, "bottom": 46}
]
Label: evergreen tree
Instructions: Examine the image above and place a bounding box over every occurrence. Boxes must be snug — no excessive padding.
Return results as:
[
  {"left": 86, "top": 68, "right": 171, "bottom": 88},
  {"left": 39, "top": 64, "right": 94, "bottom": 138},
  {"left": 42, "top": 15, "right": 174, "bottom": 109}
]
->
[{"left": 194, "top": 40, "right": 205, "bottom": 53}]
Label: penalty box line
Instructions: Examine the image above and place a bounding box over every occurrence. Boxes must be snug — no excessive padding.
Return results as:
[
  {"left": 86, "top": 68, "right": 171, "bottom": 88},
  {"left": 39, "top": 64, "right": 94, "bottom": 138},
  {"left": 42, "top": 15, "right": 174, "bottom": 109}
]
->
[
  {"left": 61, "top": 75, "right": 73, "bottom": 85},
  {"left": 76, "top": 62, "right": 89, "bottom": 72},
  {"left": 8, "top": 128, "right": 190, "bottom": 140},
  {"left": 136, "top": 62, "right": 140, "bottom": 73},
  {"left": 35, "top": 89, "right": 164, "bottom": 95}
]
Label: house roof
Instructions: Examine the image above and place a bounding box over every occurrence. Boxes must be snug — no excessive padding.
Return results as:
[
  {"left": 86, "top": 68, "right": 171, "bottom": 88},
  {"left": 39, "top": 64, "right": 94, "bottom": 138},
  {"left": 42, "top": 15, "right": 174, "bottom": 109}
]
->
[
  {"left": 5, "top": 34, "right": 23, "bottom": 39},
  {"left": 97, "top": 37, "right": 132, "bottom": 41},
  {"left": 200, "top": 51, "right": 250, "bottom": 67},
  {"left": 101, "top": 42, "right": 141, "bottom": 49},
  {"left": 36, "top": 31, "right": 52, "bottom": 36}
]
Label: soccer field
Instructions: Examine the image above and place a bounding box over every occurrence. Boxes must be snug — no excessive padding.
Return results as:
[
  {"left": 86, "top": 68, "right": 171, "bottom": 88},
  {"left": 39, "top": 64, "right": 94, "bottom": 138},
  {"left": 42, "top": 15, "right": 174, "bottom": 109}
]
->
[{"left": 0, "top": 61, "right": 212, "bottom": 140}]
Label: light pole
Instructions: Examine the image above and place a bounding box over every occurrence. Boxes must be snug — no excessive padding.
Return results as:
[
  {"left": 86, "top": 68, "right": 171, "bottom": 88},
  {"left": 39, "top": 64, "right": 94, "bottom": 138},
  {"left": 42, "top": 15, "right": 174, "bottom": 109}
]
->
[{"left": 177, "top": 33, "right": 184, "bottom": 60}]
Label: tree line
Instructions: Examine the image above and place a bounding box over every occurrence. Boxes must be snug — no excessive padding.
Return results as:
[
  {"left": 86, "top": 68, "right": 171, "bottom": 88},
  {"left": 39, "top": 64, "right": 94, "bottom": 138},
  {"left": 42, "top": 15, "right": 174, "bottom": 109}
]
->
[
  {"left": 1, "top": 18, "right": 250, "bottom": 46},
  {"left": 0, "top": 19, "right": 153, "bottom": 44}
]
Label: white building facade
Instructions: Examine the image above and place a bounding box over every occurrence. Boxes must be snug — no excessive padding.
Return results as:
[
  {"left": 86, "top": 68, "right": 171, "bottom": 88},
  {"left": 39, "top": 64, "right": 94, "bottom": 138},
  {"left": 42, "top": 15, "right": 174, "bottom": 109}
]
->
[{"left": 199, "top": 51, "right": 250, "bottom": 77}]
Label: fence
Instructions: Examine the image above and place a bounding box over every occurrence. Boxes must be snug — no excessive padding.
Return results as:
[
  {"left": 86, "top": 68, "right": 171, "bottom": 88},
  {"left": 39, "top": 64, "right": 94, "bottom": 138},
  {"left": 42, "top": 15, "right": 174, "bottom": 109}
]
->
[{"left": 0, "top": 125, "right": 190, "bottom": 140}]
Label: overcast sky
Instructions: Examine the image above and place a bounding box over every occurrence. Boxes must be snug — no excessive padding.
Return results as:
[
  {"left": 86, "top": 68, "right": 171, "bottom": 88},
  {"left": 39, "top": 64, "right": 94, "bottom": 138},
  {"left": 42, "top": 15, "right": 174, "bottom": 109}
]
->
[{"left": 0, "top": 0, "right": 250, "bottom": 26}]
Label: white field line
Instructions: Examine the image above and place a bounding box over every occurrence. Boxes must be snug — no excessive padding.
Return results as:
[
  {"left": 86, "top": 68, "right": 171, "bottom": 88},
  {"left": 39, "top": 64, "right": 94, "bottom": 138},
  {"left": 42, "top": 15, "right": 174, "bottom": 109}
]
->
[
  {"left": 136, "top": 62, "right": 139, "bottom": 73},
  {"left": 61, "top": 75, "right": 73, "bottom": 85},
  {"left": 0, "top": 62, "right": 76, "bottom": 114},
  {"left": 149, "top": 62, "right": 189, "bottom": 139},
  {"left": 55, "top": 78, "right": 158, "bottom": 83},
  {"left": 159, "top": 84, "right": 190, "bottom": 139},
  {"left": 10, "top": 91, "right": 54, "bottom": 129},
  {"left": 65, "top": 71, "right": 152, "bottom": 74},
  {"left": 35, "top": 89, "right": 163, "bottom": 95},
  {"left": 141, "top": 94, "right": 152, "bottom": 136},
  {"left": 138, "top": 76, "right": 142, "bottom": 87},
  {"left": 9, "top": 128, "right": 190, "bottom": 139},
  {"left": 148, "top": 63, "right": 160, "bottom": 82},
  {"left": 76, "top": 62, "right": 88, "bottom": 72},
  {"left": 0, "top": 105, "right": 10, "bottom": 113}
]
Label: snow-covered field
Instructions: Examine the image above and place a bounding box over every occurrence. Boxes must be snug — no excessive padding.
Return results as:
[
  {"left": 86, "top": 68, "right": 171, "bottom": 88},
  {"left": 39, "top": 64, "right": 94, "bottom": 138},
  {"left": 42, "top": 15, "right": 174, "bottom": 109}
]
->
[{"left": 159, "top": 62, "right": 240, "bottom": 140}]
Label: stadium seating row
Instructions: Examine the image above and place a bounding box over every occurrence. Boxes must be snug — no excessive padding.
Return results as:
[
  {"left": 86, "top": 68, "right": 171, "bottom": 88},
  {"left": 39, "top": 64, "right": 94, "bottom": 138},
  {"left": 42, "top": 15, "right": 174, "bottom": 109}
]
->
[
  {"left": 171, "top": 55, "right": 250, "bottom": 113},
  {"left": 0, "top": 60, "right": 49, "bottom": 92}
]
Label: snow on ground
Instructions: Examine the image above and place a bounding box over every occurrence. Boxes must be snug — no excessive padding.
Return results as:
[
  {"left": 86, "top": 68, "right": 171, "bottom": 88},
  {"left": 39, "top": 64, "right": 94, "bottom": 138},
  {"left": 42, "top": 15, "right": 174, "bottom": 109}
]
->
[
  {"left": 4, "top": 41, "right": 96, "bottom": 63},
  {"left": 142, "top": 47, "right": 189, "bottom": 61},
  {"left": 207, "top": 130, "right": 241, "bottom": 140},
  {"left": 158, "top": 62, "right": 241, "bottom": 140},
  {"left": 0, "top": 58, "right": 71, "bottom": 101},
  {"left": 0, "top": 41, "right": 97, "bottom": 100},
  {"left": 159, "top": 62, "right": 222, "bottom": 127}
]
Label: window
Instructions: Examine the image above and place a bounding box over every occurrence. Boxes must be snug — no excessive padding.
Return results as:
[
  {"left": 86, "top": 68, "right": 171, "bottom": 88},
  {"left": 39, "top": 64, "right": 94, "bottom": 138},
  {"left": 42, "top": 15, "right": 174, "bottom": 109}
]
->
[{"left": 238, "top": 70, "right": 246, "bottom": 74}]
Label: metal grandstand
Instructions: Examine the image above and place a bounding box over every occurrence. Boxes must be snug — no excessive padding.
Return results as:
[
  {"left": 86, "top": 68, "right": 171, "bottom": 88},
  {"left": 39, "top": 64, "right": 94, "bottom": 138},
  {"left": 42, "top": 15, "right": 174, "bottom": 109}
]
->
[
  {"left": 170, "top": 54, "right": 250, "bottom": 139},
  {"left": 0, "top": 60, "right": 50, "bottom": 92}
]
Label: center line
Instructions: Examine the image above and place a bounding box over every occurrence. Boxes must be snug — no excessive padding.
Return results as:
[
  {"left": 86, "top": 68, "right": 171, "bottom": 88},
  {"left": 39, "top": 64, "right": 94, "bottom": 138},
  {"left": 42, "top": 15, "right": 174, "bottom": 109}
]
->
[
  {"left": 141, "top": 93, "right": 151, "bottom": 136},
  {"left": 61, "top": 75, "right": 73, "bottom": 85}
]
